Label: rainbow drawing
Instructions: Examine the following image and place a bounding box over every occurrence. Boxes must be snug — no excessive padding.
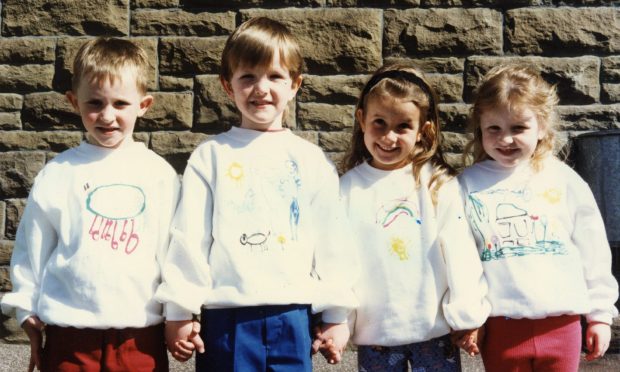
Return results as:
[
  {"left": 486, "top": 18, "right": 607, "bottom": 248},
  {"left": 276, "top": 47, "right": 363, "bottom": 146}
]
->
[{"left": 377, "top": 200, "right": 421, "bottom": 228}]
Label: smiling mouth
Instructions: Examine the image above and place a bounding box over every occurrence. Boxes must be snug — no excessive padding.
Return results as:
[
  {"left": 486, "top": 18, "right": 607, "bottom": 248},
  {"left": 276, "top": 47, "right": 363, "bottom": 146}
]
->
[
  {"left": 497, "top": 148, "right": 519, "bottom": 156},
  {"left": 377, "top": 144, "right": 398, "bottom": 153},
  {"left": 97, "top": 127, "right": 119, "bottom": 134}
]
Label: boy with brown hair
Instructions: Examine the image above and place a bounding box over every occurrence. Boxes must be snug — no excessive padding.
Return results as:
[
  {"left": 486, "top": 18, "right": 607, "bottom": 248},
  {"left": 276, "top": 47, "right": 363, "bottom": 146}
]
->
[{"left": 1, "top": 37, "right": 180, "bottom": 372}]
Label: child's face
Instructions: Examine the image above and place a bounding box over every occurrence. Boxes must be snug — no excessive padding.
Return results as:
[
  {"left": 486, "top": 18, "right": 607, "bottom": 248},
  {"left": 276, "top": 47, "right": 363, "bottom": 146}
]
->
[
  {"left": 66, "top": 67, "right": 153, "bottom": 149},
  {"left": 222, "top": 53, "right": 301, "bottom": 131},
  {"left": 358, "top": 95, "right": 426, "bottom": 171},
  {"left": 480, "top": 105, "right": 545, "bottom": 168}
]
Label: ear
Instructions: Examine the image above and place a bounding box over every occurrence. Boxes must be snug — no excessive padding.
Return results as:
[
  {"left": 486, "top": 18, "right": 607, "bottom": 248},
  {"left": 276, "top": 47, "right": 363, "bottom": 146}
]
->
[
  {"left": 356, "top": 108, "right": 366, "bottom": 132},
  {"left": 417, "top": 121, "right": 431, "bottom": 142},
  {"left": 220, "top": 76, "right": 234, "bottom": 99},
  {"left": 138, "top": 94, "right": 154, "bottom": 117},
  {"left": 290, "top": 75, "right": 303, "bottom": 96},
  {"left": 66, "top": 91, "right": 80, "bottom": 112},
  {"left": 537, "top": 125, "right": 547, "bottom": 140}
]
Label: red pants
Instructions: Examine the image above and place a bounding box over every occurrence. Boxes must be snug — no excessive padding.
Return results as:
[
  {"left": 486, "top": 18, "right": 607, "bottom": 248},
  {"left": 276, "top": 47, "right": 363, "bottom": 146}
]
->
[
  {"left": 42, "top": 323, "right": 168, "bottom": 372},
  {"left": 481, "top": 315, "right": 581, "bottom": 372}
]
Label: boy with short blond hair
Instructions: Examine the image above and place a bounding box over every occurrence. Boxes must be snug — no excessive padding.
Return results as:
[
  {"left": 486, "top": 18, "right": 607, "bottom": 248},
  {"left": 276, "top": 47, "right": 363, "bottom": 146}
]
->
[{"left": 1, "top": 37, "right": 179, "bottom": 372}]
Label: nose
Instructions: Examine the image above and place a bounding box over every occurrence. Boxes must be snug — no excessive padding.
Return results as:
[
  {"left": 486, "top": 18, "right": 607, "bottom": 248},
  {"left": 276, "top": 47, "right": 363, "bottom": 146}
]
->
[
  {"left": 497, "top": 131, "right": 513, "bottom": 145},
  {"left": 384, "top": 130, "right": 398, "bottom": 142},
  {"left": 99, "top": 105, "right": 115, "bottom": 123},
  {"left": 254, "top": 77, "right": 269, "bottom": 95}
]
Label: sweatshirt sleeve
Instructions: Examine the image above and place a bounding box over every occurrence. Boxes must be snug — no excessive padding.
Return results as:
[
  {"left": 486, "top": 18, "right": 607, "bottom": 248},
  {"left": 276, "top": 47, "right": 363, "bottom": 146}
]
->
[
  {"left": 0, "top": 180, "right": 57, "bottom": 326},
  {"left": 567, "top": 170, "right": 619, "bottom": 325},
  {"left": 310, "top": 160, "right": 359, "bottom": 324},
  {"left": 438, "top": 178, "right": 491, "bottom": 330},
  {"left": 155, "top": 155, "right": 214, "bottom": 321}
]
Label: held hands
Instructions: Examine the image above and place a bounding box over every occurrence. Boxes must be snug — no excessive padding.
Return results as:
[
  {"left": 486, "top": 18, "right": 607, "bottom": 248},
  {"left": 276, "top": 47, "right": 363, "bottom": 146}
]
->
[
  {"left": 450, "top": 326, "right": 484, "bottom": 357},
  {"left": 22, "top": 315, "right": 45, "bottom": 372},
  {"left": 585, "top": 321, "right": 611, "bottom": 361},
  {"left": 165, "top": 319, "right": 205, "bottom": 362},
  {"left": 312, "top": 322, "right": 350, "bottom": 364}
]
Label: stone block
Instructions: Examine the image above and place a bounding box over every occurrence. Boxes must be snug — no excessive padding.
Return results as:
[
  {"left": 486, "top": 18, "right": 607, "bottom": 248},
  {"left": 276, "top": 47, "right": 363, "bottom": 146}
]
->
[
  {"left": 464, "top": 56, "right": 600, "bottom": 104},
  {"left": 299, "top": 75, "right": 366, "bottom": 104},
  {"left": 360, "top": 0, "right": 420, "bottom": 5},
  {"left": 506, "top": 7, "right": 619, "bottom": 55},
  {"left": 422, "top": 0, "right": 549, "bottom": 6},
  {"left": 319, "top": 131, "right": 351, "bottom": 153},
  {"left": 557, "top": 104, "right": 620, "bottom": 131},
  {"left": 132, "top": 9, "right": 235, "bottom": 36},
  {"left": 441, "top": 131, "right": 471, "bottom": 153},
  {"left": 159, "top": 76, "right": 194, "bottom": 91},
  {"left": 0, "top": 153, "right": 46, "bottom": 199},
  {"left": 194, "top": 75, "right": 239, "bottom": 132},
  {"left": 327, "top": 0, "right": 357, "bottom": 6},
  {"left": 132, "top": 0, "right": 179, "bottom": 8},
  {"left": 0, "top": 202, "right": 5, "bottom": 239},
  {"left": 0, "top": 240, "right": 13, "bottom": 265},
  {"left": 602, "top": 84, "right": 620, "bottom": 103},
  {"left": 159, "top": 37, "right": 227, "bottom": 75},
  {"left": 293, "top": 130, "right": 319, "bottom": 146},
  {"left": 384, "top": 8, "right": 502, "bottom": 57},
  {"left": 183, "top": 0, "right": 323, "bottom": 7},
  {"left": 0, "top": 267, "right": 11, "bottom": 292},
  {"left": 242, "top": 8, "right": 383, "bottom": 74},
  {"left": 297, "top": 102, "right": 355, "bottom": 131},
  {"left": 427, "top": 74, "right": 463, "bottom": 103},
  {"left": 0, "top": 307, "right": 28, "bottom": 343},
  {"left": 0, "top": 38, "right": 55, "bottom": 64},
  {"left": 384, "top": 57, "right": 465, "bottom": 74},
  {"left": 0, "top": 113, "right": 22, "bottom": 130},
  {"left": 55, "top": 37, "right": 158, "bottom": 92},
  {"left": 138, "top": 92, "right": 193, "bottom": 130},
  {"left": 602, "top": 56, "right": 620, "bottom": 82},
  {"left": 151, "top": 131, "right": 209, "bottom": 173},
  {"left": 22, "top": 92, "right": 82, "bottom": 131},
  {"left": 5, "top": 199, "right": 27, "bottom": 240},
  {"left": 1, "top": 0, "right": 129, "bottom": 36},
  {"left": 0, "top": 131, "right": 83, "bottom": 152},
  {"left": 0, "top": 65, "right": 54, "bottom": 93},
  {"left": 0, "top": 94, "right": 23, "bottom": 111},
  {"left": 438, "top": 103, "right": 469, "bottom": 132}
]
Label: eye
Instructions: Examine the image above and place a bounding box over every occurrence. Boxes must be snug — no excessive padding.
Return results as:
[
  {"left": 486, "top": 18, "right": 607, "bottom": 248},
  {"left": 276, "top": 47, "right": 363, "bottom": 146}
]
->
[
  {"left": 485, "top": 125, "right": 500, "bottom": 134},
  {"left": 239, "top": 74, "right": 254, "bottom": 81},
  {"left": 512, "top": 125, "right": 527, "bottom": 134},
  {"left": 372, "top": 118, "right": 386, "bottom": 127},
  {"left": 86, "top": 99, "right": 102, "bottom": 107},
  {"left": 396, "top": 123, "right": 413, "bottom": 133},
  {"left": 269, "top": 73, "right": 285, "bottom": 80},
  {"left": 114, "top": 100, "right": 130, "bottom": 108}
]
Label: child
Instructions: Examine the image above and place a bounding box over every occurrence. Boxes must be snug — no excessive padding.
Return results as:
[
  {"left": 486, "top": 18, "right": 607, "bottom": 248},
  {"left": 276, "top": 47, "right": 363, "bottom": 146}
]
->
[
  {"left": 0, "top": 38, "right": 180, "bottom": 371},
  {"left": 459, "top": 64, "right": 619, "bottom": 371},
  {"left": 154, "top": 17, "right": 358, "bottom": 371},
  {"left": 336, "top": 63, "right": 491, "bottom": 371}
]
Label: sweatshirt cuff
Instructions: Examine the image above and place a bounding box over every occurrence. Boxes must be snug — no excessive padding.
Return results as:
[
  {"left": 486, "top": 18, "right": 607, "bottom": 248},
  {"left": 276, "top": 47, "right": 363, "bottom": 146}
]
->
[
  {"left": 164, "top": 303, "right": 194, "bottom": 321},
  {"left": 321, "top": 307, "right": 348, "bottom": 324},
  {"left": 16, "top": 309, "right": 35, "bottom": 327},
  {"left": 586, "top": 310, "right": 614, "bottom": 325}
]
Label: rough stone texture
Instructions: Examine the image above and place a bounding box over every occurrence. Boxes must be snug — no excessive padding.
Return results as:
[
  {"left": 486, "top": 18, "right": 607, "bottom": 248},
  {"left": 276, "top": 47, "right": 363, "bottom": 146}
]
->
[
  {"left": 0, "top": 240, "right": 13, "bottom": 266},
  {"left": 22, "top": 92, "right": 82, "bottom": 131},
  {"left": 0, "top": 153, "right": 46, "bottom": 199},
  {"left": 299, "top": 75, "right": 367, "bottom": 104},
  {"left": 0, "top": 113, "right": 22, "bottom": 130},
  {"left": 464, "top": 56, "right": 601, "bottom": 104},
  {"left": 294, "top": 130, "right": 319, "bottom": 146},
  {"left": 2, "top": 0, "right": 130, "bottom": 36},
  {"left": 138, "top": 92, "right": 194, "bottom": 130},
  {"left": 384, "top": 8, "right": 503, "bottom": 57},
  {"left": 557, "top": 104, "right": 620, "bottom": 131},
  {"left": 151, "top": 131, "right": 209, "bottom": 173},
  {"left": 602, "top": 56, "right": 620, "bottom": 82},
  {"left": 602, "top": 84, "right": 620, "bottom": 104},
  {"left": 441, "top": 131, "right": 471, "bottom": 153},
  {"left": 0, "top": 65, "right": 55, "bottom": 93},
  {"left": 159, "top": 37, "right": 227, "bottom": 75},
  {"left": 506, "top": 8, "right": 619, "bottom": 55},
  {"left": 4, "top": 199, "right": 26, "bottom": 240},
  {"left": 0, "top": 131, "right": 83, "bottom": 152},
  {"left": 132, "top": 0, "right": 180, "bottom": 8},
  {"left": 194, "top": 75, "right": 239, "bottom": 132},
  {"left": 0, "top": 267, "right": 10, "bottom": 292},
  {"left": 159, "top": 76, "right": 194, "bottom": 91},
  {"left": 184, "top": 0, "right": 324, "bottom": 7},
  {"left": 0, "top": 38, "right": 55, "bottom": 64},
  {"left": 0, "top": 309, "right": 28, "bottom": 343},
  {"left": 298, "top": 102, "right": 355, "bottom": 131},
  {"left": 385, "top": 57, "right": 465, "bottom": 74},
  {"left": 360, "top": 0, "right": 421, "bottom": 6},
  {"left": 318, "top": 131, "right": 351, "bottom": 153},
  {"left": 0, "top": 202, "right": 5, "bottom": 239},
  {"left": 242, "top": 8, "right": 383, "bottom": 74},
  {"left": 439, "top": 103, "right": 470, "bottom": 132},
  {"left": 0, "top": 94, "right": 23, "bottom": 111},
  {"left": 427, "top": 74, "right": 463, "bottom": 103},
  {"left": 54, "top": 37, "right": 158, "bottom": 93},
  {"left": 132, "top": 10, "right": 235, "bottom": 36}
]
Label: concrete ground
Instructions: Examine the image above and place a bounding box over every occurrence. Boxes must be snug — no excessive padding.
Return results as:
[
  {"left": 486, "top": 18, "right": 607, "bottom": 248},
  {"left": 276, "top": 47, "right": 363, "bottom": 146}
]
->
[{"left": 1, "top": 343, "right": 619, "bottom": 371}]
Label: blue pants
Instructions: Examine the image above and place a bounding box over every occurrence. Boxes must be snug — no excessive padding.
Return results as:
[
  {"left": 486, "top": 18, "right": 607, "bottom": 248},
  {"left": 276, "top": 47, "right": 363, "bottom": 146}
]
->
[
  {"left": 196, "top": 304, "right": 312, "bottom": 372},
  {"left": 358, "top": 334, "right": 461, "bottom": 372}
]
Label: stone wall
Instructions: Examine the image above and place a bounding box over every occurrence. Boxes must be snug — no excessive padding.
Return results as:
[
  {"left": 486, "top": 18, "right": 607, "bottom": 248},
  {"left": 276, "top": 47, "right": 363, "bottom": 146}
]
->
[{"left": 0, "top": 0, "right": 618, "bottom": 342}]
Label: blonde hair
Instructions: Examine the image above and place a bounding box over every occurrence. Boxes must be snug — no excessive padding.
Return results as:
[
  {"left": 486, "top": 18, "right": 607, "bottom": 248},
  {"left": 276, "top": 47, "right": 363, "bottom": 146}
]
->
[
  {"left": 343, "top": 63, "right": 455, "bottom": 205},
  {"left": 72, "top": 37, "right": 149, "bottom": 95},
  {"left": 464, "top": 64, "right": 559, "bottom": 171}
]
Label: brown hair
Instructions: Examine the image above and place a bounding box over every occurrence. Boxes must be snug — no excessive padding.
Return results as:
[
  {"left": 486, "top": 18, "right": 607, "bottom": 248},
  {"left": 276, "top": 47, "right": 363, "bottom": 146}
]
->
[
  {"left": 343, "top": 63, "right": 455, "bottom": 205},
  {"left": 71, "top": 37, "right": 150, "bottom": 95},
  {"left": 464, "top": 64, "right": 559, "bottom": 171}
]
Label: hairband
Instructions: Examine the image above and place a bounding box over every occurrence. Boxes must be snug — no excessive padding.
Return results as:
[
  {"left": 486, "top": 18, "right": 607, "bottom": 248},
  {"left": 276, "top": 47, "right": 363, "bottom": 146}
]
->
[{"left": 360, "top": 70, "right": 435, "bottom": 109}]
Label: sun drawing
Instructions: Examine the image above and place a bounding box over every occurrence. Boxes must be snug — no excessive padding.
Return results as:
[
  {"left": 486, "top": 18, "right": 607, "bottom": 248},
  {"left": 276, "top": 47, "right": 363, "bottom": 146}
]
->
[
  {"left": 390, "top": 237, "right": 409, "bottom": 261},
  {"left": 226, "top": 162, "right": 244, "bottom": 182}
]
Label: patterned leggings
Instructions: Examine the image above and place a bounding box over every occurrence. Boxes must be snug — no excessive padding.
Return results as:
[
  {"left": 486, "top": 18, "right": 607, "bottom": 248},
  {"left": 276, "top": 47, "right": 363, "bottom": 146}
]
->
[{"left": 357, "top": 334, "right": 461, "bottom": 372}]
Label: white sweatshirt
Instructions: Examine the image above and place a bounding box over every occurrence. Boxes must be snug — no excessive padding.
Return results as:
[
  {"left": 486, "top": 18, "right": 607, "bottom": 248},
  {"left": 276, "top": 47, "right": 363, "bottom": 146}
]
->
[
  {"left": 0, "top": 141, "right": 180, "bottom": 328},
  {"left": 459, "top": 157, "right": 618, "bottom": 324},
  {"left": 155, "top": 127, "right": 358, "bottom": 323},
  {"left": 340, "top": 162, "right": 490, "bottom": 346}
]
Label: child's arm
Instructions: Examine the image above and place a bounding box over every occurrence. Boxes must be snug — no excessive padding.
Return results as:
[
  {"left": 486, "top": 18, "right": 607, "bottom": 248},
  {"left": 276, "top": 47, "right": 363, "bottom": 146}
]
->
[
  {"left": 22, "top": 315, "right": 45, "bottom": 372},
  {"left": 585, "top": 321, "right": 611, "bottom": 361},
  {"left": 165, "top": 319, "right": 204, "bottom": 362}
]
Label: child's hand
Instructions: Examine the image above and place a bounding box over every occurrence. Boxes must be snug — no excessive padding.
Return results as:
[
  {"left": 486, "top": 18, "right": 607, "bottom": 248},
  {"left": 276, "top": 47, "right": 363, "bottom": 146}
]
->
[
  {"left": 450, "top": 327, "right": 483, "bottom": 356},
  {"left": 585, "top": 321, "right": 611, "bottom": 361},
  {"left": 165, "top": 320, "right": 205, "bottom": 362},
  {"left": 22, "top": 315, "right": 45, "bottom": 372},
  {"left": 312, "top": 322, "right": 350, "bottom": 364}
]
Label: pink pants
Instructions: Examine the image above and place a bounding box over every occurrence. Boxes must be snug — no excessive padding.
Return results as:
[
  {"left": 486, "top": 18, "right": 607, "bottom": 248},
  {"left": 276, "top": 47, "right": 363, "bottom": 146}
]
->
[
  {"left": 42, "top": 323, "right": 168, "bottom": 372},
  {"left": 481, "top": 315, "right": 581, "bottom": 372}
]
